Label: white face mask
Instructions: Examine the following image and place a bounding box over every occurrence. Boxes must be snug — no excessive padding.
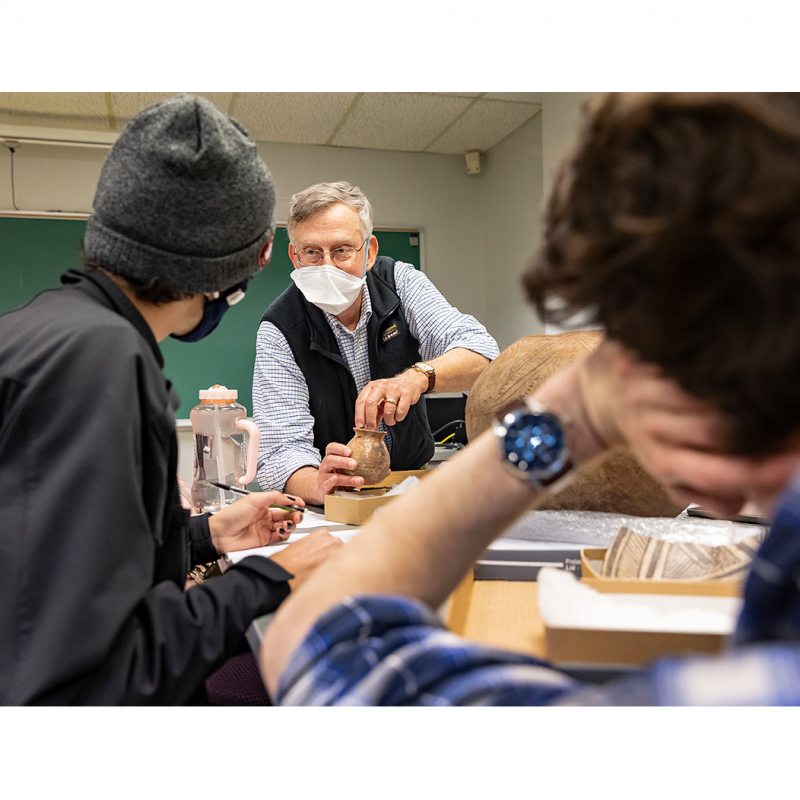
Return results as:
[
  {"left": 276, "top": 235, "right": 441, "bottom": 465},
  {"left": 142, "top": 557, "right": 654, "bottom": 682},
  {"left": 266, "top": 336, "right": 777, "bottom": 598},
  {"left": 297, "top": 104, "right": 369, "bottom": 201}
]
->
[{"left": 291, "top": 264, "right": 366, "bottom": 315}]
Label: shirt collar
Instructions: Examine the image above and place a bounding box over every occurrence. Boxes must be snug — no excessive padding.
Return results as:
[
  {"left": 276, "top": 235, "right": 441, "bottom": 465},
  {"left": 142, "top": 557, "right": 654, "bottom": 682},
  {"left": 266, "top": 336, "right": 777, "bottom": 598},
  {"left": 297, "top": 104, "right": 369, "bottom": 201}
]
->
[{"left": 324, "top": 284, "right": 371, "bottom": 333}]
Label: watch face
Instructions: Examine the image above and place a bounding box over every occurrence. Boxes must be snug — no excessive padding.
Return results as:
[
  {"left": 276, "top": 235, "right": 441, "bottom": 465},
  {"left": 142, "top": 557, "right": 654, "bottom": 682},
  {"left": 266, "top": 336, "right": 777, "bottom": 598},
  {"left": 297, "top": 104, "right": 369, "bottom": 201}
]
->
[{"left": 497, "top": 409, "right": 568, "bottom": 477}]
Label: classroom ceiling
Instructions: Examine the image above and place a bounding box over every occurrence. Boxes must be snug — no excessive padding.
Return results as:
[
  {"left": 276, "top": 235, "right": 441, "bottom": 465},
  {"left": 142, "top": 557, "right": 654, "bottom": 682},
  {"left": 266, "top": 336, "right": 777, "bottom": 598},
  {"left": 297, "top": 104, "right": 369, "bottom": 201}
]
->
[{"left": 0, "top": 92, "right": 542, "bottom": 156}]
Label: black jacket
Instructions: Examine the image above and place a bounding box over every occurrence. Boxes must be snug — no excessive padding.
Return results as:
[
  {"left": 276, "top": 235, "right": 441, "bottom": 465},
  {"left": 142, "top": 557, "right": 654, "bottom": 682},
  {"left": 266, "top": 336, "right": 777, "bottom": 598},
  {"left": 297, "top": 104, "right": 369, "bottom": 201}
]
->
[
  {"left": 262, "top": 257, "right": 434, "bottom": 470},
  {"left": 0, "top": 270, "right": 291, "bottom": 705}
]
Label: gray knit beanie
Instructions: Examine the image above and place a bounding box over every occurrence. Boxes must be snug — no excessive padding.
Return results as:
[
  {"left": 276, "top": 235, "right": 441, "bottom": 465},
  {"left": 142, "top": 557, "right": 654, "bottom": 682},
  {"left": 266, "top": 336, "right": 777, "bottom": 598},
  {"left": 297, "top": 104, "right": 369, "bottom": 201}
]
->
[{"left": 83, "top": 94, "right": 276, "bottom": 294}]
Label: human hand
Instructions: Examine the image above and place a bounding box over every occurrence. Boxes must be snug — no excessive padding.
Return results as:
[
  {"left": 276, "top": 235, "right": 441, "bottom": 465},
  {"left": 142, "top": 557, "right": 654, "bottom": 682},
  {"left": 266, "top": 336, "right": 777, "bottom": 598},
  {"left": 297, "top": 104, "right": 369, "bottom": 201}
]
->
[
  {"left": 268, "top": 529, "right": 344, "bottom": 590},
  {"left": 355, "top": 369, "right": 428, "bottom": 429},
  {"left": 312, "top": 442, "right": 365, "bottom": 505},
  {"left": 567, "top": 340, "right": 800, "bottom": 517},
  {"left": 208, "top": 491, "right": 305, "bottom": 554}
]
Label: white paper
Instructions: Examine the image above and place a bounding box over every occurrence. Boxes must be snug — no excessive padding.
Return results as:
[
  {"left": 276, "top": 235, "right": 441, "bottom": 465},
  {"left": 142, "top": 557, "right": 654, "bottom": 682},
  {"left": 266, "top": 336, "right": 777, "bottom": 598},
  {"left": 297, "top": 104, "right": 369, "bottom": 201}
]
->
[
  {"left": 384, "top": 476, "right": 422, "bottom": 495},
  {"left": 224, "top": 528, "right": 360, "bottom": 565},
  {"left": 293, "top": 507, "right": 337, "bottom": 530}
]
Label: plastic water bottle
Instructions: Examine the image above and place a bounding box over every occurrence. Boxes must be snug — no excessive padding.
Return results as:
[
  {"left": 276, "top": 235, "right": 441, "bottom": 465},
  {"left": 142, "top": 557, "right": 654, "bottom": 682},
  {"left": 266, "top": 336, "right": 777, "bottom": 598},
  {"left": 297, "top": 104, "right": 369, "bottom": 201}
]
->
[{"left": 190, "top": 384, "right": 259, "bottom": 512}]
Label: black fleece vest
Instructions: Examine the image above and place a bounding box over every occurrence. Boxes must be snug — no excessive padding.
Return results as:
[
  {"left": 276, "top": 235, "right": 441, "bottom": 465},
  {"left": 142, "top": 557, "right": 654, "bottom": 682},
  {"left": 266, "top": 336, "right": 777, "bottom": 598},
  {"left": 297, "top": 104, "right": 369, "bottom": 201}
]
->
[{"left": 262, "top": 257, "right": 435, "bottom": 470}]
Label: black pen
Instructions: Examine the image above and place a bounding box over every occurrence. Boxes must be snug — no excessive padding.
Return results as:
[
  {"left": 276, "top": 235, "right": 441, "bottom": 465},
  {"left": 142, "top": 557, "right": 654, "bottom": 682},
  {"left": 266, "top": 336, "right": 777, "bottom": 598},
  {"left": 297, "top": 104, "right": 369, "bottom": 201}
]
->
[{"left": 208, "top": 481, "right": 305, "bottom": 514}]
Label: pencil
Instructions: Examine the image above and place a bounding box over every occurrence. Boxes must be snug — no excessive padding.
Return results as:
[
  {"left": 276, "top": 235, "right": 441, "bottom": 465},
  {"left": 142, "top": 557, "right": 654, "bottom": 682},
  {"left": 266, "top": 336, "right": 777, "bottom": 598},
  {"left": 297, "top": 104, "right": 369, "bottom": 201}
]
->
[{"left": 207, "top": 481, "right": 305, "bottom": 513}]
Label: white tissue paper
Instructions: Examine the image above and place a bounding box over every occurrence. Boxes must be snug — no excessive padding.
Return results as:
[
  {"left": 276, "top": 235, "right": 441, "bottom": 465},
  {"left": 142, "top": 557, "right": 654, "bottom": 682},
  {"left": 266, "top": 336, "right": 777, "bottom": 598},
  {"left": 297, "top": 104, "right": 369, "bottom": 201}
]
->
[
  {"left": 383, "top": 476, "right": 422, "bottom": 495},
  {"left": 537, "top": 567, "right": 742, "bottom": 635}
]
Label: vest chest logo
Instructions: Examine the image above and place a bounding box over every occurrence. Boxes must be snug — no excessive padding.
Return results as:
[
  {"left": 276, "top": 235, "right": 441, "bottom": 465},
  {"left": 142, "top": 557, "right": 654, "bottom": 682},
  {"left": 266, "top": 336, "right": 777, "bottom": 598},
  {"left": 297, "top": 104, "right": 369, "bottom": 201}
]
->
[{"left": 381, "top": 322, "right": 400, "bottom": 344}]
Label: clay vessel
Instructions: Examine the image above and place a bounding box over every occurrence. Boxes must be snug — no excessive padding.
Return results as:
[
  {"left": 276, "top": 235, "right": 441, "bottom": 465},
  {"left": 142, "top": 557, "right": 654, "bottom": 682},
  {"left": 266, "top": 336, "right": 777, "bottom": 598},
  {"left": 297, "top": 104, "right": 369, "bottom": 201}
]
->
[
  {"left": 602, "top": 526, "right": 765, "bottom": 581},
  {"left": 344, "top": 427, "right": 391, "bottom": 485}
]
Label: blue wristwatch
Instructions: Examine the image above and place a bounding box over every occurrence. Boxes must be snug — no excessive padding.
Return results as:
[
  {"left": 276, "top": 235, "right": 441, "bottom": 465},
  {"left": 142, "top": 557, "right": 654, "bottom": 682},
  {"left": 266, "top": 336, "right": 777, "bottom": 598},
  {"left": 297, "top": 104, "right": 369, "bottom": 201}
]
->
[{"left": 491, "top": 401, "right": 575, "bottom": 490}]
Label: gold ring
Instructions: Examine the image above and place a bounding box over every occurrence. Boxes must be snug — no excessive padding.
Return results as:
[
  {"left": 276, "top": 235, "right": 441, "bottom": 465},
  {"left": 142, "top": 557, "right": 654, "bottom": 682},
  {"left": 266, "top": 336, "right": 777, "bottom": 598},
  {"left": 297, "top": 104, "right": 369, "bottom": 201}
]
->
[{"left": 384, "top": 398, "right": 398, "bottom": 405}]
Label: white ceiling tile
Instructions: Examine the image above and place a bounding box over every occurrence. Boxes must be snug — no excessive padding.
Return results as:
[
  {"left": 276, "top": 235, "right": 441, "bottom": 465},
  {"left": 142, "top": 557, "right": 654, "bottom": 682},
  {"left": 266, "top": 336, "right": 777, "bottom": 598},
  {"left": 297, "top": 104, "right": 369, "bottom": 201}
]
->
[
  {"left": 233, "top": 92, "right": 358, "bottom": 145},
  {"left": 426, "top": 99, "right": 541, "bottom": 154},
  {"left": 0, "top": 92, "right": 544, "bottom": 156},
  {"left": 0, "top": 92, "right": 111, "bottom": 129},
  {"left": 110, "top": 93, "right": 234, "bottom": 127},
  {"left": 331, "top": 93, "right": 473, "bottom": 152}
]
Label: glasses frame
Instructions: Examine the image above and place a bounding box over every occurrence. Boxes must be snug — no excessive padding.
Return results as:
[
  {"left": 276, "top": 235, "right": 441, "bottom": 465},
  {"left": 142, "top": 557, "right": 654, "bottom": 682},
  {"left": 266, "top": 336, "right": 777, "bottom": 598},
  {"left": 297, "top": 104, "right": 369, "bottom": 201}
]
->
[{"left": 294, "top": 239, "right": 368, "bottom": 267}]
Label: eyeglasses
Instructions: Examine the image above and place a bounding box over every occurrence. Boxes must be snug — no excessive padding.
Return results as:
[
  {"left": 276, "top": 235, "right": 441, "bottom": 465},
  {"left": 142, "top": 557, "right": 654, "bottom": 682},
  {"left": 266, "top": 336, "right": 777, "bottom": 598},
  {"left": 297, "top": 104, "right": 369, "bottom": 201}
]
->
[{"left": 295, "top": 239, "right": 367, "bottom": 267}]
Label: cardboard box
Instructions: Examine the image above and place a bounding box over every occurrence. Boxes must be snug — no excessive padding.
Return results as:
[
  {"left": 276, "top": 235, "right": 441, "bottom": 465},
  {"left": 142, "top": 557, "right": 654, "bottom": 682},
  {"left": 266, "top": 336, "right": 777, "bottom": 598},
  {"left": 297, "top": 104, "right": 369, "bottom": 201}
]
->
[
  {"left": 540, "top": 549, "right": 745, "bottom": 666},
  {"left": 323, "top": 469, "right": 429, "bottom": 525},
  {"left": 544, "top": 618, "right": 732, "bottom": 667},
  {"left": 580, "top": 548, "right": 744, "bottom": 597}
]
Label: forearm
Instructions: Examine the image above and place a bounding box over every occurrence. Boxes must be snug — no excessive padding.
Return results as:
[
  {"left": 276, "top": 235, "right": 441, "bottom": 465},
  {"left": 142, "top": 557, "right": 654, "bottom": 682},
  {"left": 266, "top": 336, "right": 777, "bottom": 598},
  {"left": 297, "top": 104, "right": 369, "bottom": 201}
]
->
[
  {"left": 284, "top": 465, "right": 323, "bottom": 505},
  {"left": 423, "top": 347, "right": 491, "bottom": 393}
]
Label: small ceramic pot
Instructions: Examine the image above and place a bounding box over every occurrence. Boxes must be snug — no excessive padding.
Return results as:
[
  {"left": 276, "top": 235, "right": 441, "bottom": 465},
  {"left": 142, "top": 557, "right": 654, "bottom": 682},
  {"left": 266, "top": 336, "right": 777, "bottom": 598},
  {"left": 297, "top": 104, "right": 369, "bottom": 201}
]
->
[{"left": 344, "top": 427, "right": 391, "bottom": 485}]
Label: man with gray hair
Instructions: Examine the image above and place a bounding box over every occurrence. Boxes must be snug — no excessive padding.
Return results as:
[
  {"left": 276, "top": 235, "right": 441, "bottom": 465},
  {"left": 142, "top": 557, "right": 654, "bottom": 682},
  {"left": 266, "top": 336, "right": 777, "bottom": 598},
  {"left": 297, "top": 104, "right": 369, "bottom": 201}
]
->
[{"left": 253, "top": 180, "right": 499, "bottom": 505}]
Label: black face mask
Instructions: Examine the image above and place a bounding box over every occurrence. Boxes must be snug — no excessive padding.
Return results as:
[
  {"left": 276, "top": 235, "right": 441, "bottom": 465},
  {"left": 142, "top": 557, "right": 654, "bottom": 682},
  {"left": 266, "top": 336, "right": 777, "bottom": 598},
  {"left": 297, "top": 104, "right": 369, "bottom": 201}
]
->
[{"left": 171, "top": 279, "right": 249, "bottom": 342}]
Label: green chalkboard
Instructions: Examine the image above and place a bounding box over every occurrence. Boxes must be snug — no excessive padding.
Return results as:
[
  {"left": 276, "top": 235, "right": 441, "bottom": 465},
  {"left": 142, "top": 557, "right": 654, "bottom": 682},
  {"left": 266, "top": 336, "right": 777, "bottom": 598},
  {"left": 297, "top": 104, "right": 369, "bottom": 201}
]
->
[{"left": 0, "top": 216, "right": 421, "bottom": 417}]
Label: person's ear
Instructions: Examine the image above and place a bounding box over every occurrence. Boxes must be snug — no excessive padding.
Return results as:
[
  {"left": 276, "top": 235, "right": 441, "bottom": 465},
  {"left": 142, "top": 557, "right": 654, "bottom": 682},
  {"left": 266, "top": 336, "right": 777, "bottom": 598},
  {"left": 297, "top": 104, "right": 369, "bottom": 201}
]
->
[
  {"left": 288, "top": 242, "right": 301, "bottom": 269},
  {"left": 366, "top": 235, "right": 379, "bottom": 271}
]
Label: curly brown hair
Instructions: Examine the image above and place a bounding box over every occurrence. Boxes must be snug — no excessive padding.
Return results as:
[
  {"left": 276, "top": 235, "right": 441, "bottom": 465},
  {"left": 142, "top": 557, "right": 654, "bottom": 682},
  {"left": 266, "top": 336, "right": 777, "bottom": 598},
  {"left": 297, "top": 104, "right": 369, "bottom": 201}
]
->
[{"left": 524, "top": 93, "right": 800, "bottom": 456}]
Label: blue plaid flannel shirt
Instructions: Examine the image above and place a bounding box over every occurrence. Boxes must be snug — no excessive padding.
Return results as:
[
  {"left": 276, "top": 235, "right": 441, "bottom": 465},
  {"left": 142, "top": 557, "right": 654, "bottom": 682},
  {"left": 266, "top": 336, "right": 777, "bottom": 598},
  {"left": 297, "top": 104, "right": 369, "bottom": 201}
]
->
[{"left": 276, "top": 475, "right": 800, "bottom": 706}]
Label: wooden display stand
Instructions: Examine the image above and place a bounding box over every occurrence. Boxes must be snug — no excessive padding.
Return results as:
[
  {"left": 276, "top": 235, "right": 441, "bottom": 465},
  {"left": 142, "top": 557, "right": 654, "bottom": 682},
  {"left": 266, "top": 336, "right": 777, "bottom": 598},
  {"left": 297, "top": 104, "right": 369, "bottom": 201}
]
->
[{"left": 323, "top": 469, "right": 430, "bottom": 525}]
